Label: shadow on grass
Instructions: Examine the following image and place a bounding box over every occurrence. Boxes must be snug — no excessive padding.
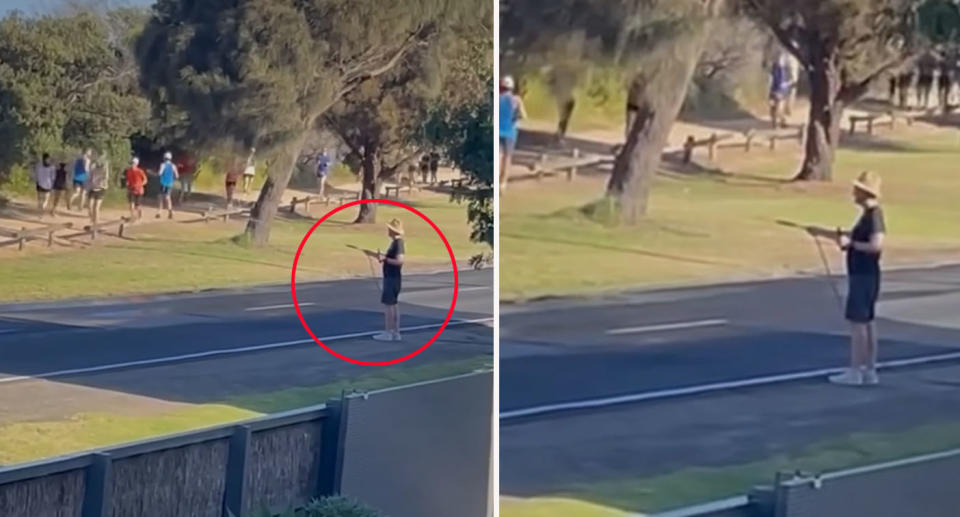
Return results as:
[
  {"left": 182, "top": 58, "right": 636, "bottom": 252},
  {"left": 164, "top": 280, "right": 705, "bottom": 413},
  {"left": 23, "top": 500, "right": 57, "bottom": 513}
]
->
[{"left": 500, "top": 230, "right": 735, "bottom": 268}]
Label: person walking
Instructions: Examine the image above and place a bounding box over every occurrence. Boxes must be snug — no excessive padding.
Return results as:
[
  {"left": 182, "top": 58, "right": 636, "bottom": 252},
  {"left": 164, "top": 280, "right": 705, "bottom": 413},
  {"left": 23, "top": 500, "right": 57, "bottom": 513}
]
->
[
  {"left": 769, "top": 53, "right": 791, "bottom": 128},
  {"left": 69, "top": 149, "right": 92, "bottom": 211},
  {"left": 372, "top": 218, "right": 406, "bottom": 342},
  {"left": 87, "top": 151, "right": 110, "bottom": 227},
  {"left": 177, "top": 154, "right": 197, "bottom": 204},
  {"left": 51, "top": 161, "right": 69, "bottom": 215},
  {"left": 829, "top": 171, "right": 886, "bottom": 386},
  {"left": 242, "top": 147, "right": 256, "bottom": 194},
  {"left": 34, "top": 153, "right": 56, "bottom": 217},
  {"left": 315, "top": 149, "right": 331, "bottom": 198},
  {"left": 157, "top": 151, "right": 179, "bottom": 219},
  {"left": 783, "top": 51, "right": 801, "bottom": 116},
  {"left": 429, "top": 151, "right": 440, "bottom": 185},
  {"left": 225, "top": 160, "right": 240, "bottom": 208},
  {"left": 499, "top": 75, "right": 526, "bottom": 193},
  {"left": 124, "top": 157, "right": 148, "bottom": 220}
]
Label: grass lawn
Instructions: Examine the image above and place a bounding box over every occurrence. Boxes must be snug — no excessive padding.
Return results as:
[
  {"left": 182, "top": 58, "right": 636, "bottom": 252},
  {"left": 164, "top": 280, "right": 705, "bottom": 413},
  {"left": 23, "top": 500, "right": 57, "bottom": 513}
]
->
[
  {"left": 0, "top": 356, "right": 489, "bottom": 465},
  {"left": 501, "top": 125, "right": 960, "bottom": 300},
  {"left": 500, "top": 421, "right": 960, "bottom": 516},
  {"left": 0, "top": 192, "right": 482, "bottom": 302}
]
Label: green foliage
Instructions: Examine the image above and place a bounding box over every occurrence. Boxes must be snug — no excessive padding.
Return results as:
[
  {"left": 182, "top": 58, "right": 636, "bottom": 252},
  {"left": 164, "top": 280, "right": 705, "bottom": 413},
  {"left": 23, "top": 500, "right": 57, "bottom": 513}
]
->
[
  {"left": 0, "top": 9, "right": 151, "bottom": 181},
  {"left": 247, "top": 496, "right": 381, "bottom": 517}
]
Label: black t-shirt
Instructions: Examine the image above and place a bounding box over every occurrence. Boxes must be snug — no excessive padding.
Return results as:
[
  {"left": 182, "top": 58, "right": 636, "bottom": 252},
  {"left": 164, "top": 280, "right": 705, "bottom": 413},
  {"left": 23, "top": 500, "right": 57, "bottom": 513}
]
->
[
  {"left": 383, "top": 238, "right": 405, "bottom": 278},
  {"left": 847, "top": 206, "right": 885, "bottom": 276}
]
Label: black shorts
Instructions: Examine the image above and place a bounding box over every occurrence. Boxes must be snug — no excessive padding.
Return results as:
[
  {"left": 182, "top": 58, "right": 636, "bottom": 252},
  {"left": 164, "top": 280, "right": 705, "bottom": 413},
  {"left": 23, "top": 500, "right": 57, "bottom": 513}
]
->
[
  {"left": 499, "top": 137, "right": 516, "bottom": 154},
  {"left": 127, "top": 191, "right": 143, "bottom": 206},
  {"left": 89, "top": 189, "right": 106, "bottom": 201},
  {"left": 36, "top": 184, "right": 50, "bottom": 193},
  {"left": 381, "top": 275, "right": 402, "bottom": 305},
  {"left": 845, "top": 273, "right": 881, "bottom": 323}
]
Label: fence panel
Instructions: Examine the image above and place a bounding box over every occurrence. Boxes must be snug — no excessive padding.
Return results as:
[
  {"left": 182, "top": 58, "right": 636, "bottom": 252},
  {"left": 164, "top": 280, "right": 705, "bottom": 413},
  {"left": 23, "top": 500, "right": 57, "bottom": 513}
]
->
[
  {"left": 0, "top": 469, "right": 84, "bottom": 517},
  {"left": 108, "top": 439, "right": 229, "bottom": 517},
  {"left": 242, "top": 421, "right": 325, "bottom": 515},
  {"left": 339, "top": 372, "right": 493, "bottom": 517}
]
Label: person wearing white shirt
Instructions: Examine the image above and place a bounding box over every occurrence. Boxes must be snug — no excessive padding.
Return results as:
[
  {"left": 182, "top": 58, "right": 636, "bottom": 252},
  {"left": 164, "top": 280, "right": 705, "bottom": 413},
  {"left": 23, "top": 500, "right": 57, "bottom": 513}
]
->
[{"left": 34, "top": 153, "right": 56, "bottom": 217}]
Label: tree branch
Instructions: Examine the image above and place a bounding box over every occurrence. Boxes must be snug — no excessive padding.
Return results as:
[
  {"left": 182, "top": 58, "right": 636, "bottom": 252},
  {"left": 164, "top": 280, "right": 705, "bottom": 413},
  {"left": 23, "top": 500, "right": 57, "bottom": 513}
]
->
[{"left": 839, "top": 52, "right": 918, "bottom": 103}]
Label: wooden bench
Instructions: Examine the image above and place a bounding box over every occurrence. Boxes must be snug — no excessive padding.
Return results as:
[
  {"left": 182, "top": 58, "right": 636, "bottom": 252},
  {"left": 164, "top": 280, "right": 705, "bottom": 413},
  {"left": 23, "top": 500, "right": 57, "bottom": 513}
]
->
[
  {"left": 325, "top": 192, "right": 359, "bottom": 206},
  {"left": 681, "top": 133, "right": 736, "bottom": 163},
  {"left": 288, "top": 196, "right": 316, "bottom": 215},
  {"left": 0, "top": 222, "right": 75, "bottom": 250},
  {"left": 383, "top": 185, "right": 402, "bottom": 199},
  {"left": 528, "top": 148, "right": 604, "bottom": 181},
  {"left": 199, "top": 207, "right": 249, "bottom": 223},
  {"left": 849, "top": 113, "right": 893, "bottom": 135}
]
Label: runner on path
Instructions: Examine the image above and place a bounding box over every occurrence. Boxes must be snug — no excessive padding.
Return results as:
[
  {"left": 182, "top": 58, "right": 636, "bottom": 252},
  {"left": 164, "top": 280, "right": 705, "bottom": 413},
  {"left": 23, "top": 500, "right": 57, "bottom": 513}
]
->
[
  {"left": 34, "top": 153, "right": 55, "bottom": 217},
  {"left": 830, "top": 171, "right": 886, "bottom": 387},
  {"left": 499, "top": 75, "right": 526, "bottom": 193},
  {"left": 242, "top": 147, "right": 256, "bottom": 194},
  {"left": 225, "top": 159, "right": 241, "bottom": 208},
  {"left": 51, "top": 161, "right": 69, "bottom": 214},
  {"left": 315, "top": 149, "right": 331, "bottom": 198},
  {"left": 124, "top": 157, "right": 148, "bottom": 220},
  {"left": 157, "top": 151, "right": 179, "bottom": 219},
  {"left": 373, "top": 218, "right": 406, "bottom": 342},
  {"left": 69, "top": 149, "right": 92, "bottom": 211},
  {"left": 87, "top": 151, "right": 110, "bottom": 227}
]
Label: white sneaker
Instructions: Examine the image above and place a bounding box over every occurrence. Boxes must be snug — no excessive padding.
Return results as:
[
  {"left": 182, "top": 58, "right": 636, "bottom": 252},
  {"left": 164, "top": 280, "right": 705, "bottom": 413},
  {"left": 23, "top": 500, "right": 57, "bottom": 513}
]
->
[
  {"left": 372, "top": 332, "right": 393, "bottom": 342},
  {"left": 392, "top": 332, "right": 402, "bottom": 342},
  {"left": 829, "top": 368, "right": 864, "bottom": 386},
  {"left": 862, "top": 368, "right": 880, "bottom": 385}
]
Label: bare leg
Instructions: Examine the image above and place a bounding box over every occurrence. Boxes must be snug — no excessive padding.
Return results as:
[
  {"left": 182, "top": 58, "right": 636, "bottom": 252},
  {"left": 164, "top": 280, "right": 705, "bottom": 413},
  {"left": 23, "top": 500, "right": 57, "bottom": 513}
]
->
[
  {"left": 383, "top": 305, "right": 391, "bottom": 332},
  {"left": 393, "top": 304, "right": 400, "bottom": 333},
  {"left": 865, "top": 321, "right": 879, "bottom": 371},
  {"left": 499, "top": 146, "right": 511, "bottom": 192},
  {"left": 850, "top": 322, "right": 869, "bottom": 370}
]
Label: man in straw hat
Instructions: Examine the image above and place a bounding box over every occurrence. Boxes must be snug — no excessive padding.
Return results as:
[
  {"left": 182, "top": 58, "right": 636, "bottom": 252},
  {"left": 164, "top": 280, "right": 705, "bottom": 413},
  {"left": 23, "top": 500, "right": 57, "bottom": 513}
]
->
[
  {"left": 830, "top": 170, "right": 886, "bottom": 386},
  {"left": 373, "top": 218, "right": 406, "bottom": 342}
]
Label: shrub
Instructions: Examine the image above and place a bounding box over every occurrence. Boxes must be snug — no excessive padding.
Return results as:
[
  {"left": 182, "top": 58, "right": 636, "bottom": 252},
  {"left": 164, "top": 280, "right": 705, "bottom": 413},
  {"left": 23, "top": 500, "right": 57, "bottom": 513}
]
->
[{"left": 246, "top": 495, "right": 383, "bottom": 517}]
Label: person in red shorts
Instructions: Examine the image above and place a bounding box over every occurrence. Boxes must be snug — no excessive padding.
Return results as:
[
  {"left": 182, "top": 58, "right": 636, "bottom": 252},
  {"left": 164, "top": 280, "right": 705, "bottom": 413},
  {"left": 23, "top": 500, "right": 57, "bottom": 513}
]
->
[{"left": 125, "top": 157, "right": 148, "bottom": 220}]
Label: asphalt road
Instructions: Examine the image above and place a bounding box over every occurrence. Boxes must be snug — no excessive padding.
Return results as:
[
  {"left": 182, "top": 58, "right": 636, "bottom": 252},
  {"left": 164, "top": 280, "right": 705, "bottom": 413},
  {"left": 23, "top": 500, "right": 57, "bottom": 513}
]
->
[
  {"left": 0, "top": 269, "right": 492, "bottom": 407},
  {"left": 500, "top": 265, "right": 960, "bottom": 502}
]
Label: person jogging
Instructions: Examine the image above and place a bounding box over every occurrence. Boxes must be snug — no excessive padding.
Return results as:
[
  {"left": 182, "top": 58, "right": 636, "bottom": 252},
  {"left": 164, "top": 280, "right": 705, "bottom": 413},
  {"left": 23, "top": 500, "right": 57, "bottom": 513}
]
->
[
  {"left": 372, "top": 218, "right": 406, "bottom": 342},
  {"left": 242, "top": 147, "right": 256, "bottom": 194},
  {"left": 69, "top": 149, "right": 92, "bottom": 211},
  {"left": 124, "top": 157, "right": 148, "bottom": 220},
  {"left": 829, "top": 171, "right": 886, "bottom": 387},
  {"left": 315, "top": 149, "right": 331, "bottom": 198},
  {"left": 34, "top": 153, "right": 55, "bottom": 217},
  {"left": 157, "top": 151, "right": 179, "bottom": 219},
  {"left": 51, "top": 161, "right": 69, "bottom": 215},
  {"left": 177, "top": 154, "right": 197, "bottom": 204},
  {"left": 87, "top": 151, "right": 110, "bottom": 226},
  {"left": 769, "top": 53, "right": 791, "bottom": 128},
  {"left": 499, "top": 75, "right": 526, "bottom": 193},
  {"left": 225, "top": 160, "right": 240, "bottom": 208},
  {"left": 429, "top": 151, "right": 440, "bottom": 185}
]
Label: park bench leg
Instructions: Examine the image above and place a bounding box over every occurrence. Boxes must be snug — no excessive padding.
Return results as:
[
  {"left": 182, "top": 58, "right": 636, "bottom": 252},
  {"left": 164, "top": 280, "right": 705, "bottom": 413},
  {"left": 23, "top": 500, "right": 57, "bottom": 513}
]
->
[
  {"left": 867, "top": 119, "right": 874, "bottom": 135},
  {"left": 119, "top": 224, "right": 125, "bottom": 239},
  {"left": 48, "top": 231, "right": 54, "bottom": 247}
]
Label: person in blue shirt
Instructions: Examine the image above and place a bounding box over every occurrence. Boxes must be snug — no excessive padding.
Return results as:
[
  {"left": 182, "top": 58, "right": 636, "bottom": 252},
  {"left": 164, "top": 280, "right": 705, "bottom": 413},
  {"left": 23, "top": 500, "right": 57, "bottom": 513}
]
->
[
  {"left": 769, "top": 53, "right": 792, "bottom": 128},
  {"left": 499, "top": 75, "right": 526, "bottom": 193},
  {"left": 156, "top": 151, "right": 179, "bottom": 219},
  {"left": 68, "top": 149, "right": 92, "bottom": 211},
  {"left": 315, "top": 149, "right": 332, "bottom": 199}
]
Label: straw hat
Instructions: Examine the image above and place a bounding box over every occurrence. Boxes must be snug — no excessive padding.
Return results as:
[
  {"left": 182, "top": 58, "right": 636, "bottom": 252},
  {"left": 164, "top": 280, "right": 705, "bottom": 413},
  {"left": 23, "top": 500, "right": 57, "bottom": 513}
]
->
[
  {"left": 386, "top": 218, "right": 404, "bottom": 236},
  {"left": 853, "top": 170, "right": 881, "bottom": 198}
]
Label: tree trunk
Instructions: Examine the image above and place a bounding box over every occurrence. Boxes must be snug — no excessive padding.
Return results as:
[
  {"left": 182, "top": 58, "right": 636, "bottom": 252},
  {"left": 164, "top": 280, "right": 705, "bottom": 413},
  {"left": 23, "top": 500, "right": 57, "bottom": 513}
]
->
[
  {"left": 605, "top": 23, "right": 712, "bottom": 224},
  {"left": 796, "top": 52, "right": 842, "bottom": 182},
  {"left": 354, "top": 145, "right": 380, "bottom": 223},
  {"left": 245, "top": 133, "right": 307, "bottom": 245}
]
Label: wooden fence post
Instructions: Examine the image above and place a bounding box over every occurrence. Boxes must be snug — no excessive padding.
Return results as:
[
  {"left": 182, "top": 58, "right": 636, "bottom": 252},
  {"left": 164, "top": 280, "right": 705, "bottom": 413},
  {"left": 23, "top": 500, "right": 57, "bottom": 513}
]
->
[
  {"left": 223, "top": 425, "right": 252, "bottom": 517},
  {"left": 745, "top": 131, "right": 755, "bottom": 153},
  {"left": 708, "top": 133, "right": 718, "bottom": 161},
  {"left": 567, "top": 148, "right": 580, "bottom": 181},
  {"left": 18, "top": 227, "right": 26, "bottom": 251},
  {"left": 82, "top": 453, "right": 113, "bottom": 517}
]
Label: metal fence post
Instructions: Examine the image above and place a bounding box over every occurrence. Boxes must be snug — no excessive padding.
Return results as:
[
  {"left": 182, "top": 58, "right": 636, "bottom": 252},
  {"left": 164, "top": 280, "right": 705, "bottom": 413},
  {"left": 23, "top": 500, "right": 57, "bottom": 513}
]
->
[
  {"left": 317, "top": 397, "right": 350, "bottom": 496},
  {"left": 82, "top": 452, "right": 113, "bottom": 517},
  {"left": 223, "top": 424, "right": 252, "bottom": 517}
]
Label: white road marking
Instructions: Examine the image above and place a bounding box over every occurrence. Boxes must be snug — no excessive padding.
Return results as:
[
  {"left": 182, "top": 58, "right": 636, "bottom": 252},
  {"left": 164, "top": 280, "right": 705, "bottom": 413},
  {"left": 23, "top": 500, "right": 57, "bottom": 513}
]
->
[
  {"left": 605, "top": 319, "right": 727, "bottom": 335},
  {"left": 245, "top": 303, "right": 314, "bottom": 312},
  {"left": 0, "top": 317, "right": 493, "bottom": 385},
  {"left": 500, "top": 350, "right": 960, "bottom": 421}
]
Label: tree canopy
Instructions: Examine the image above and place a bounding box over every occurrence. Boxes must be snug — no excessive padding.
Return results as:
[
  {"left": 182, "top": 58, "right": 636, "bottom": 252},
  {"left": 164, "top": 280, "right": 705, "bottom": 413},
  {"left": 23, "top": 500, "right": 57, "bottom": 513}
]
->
[
  {"left": 137, "top": 0, "right": 485, "bottom": 245},
  {"left": 0, "top": 8, "right": 150, "bottom": 178}
]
